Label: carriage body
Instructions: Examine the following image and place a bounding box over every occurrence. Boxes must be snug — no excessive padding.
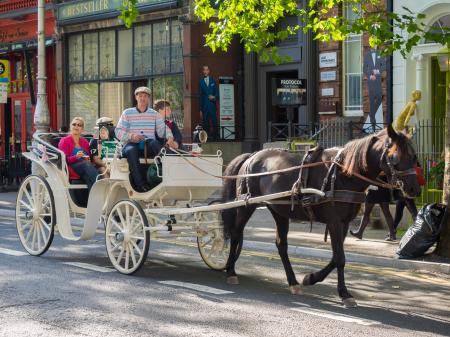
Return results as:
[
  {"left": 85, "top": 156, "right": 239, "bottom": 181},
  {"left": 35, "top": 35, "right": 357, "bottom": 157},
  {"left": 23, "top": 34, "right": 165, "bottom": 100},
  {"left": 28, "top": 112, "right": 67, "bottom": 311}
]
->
[{"left": 16, "top": 132, "right": 230, "bottom": 274}]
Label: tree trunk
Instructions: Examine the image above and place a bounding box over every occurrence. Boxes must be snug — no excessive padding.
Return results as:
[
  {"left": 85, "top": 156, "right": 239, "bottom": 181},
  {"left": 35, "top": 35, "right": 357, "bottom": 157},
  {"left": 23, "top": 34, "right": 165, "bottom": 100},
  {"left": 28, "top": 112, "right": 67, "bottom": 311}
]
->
[{"left": 436, "top": 86, "right": 450, "bottom": 257}]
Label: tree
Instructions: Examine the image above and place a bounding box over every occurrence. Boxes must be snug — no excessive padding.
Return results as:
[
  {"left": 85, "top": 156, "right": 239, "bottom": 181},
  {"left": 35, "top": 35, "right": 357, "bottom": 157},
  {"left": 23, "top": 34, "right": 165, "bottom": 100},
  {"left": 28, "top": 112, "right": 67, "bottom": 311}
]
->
[{"left": 122, "top": 0, "right": 450, "bottom": 256}]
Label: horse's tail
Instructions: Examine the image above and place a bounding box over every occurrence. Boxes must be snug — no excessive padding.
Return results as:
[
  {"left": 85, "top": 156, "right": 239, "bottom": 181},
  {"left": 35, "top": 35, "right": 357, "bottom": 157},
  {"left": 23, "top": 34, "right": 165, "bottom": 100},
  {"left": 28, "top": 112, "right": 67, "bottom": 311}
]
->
[{"left": 222, "top": 153, "right": 253, "bottom": 239}]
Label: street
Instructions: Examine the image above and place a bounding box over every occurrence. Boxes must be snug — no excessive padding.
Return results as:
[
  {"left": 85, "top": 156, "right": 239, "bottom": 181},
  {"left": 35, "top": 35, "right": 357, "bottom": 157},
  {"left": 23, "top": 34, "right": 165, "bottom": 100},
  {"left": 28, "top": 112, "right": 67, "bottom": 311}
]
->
[{"left": 1, "top": 214, "right": 450, "bottom": 337}]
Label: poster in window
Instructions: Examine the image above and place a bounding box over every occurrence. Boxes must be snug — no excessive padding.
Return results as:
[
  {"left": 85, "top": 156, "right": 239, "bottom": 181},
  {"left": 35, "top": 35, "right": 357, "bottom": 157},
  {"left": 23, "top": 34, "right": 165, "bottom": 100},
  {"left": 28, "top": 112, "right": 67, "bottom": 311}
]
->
[{"left": 273, "top": 79, "right": 307, "bottom": 106}]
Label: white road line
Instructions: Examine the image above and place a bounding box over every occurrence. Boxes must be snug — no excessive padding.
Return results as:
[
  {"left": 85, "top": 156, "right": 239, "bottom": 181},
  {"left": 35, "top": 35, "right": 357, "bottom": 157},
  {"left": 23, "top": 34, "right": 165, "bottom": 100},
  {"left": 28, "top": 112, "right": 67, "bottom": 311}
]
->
[
  {"left": 148, "top": 259, "right": 177, "bottom": 268},
  {"left": 62, "top": 262, "right": 114, "bottom": 273},
  {"left": 290, "top": 307, "right": 381, "bottom": 326},
  {"left": 0, "top": 247, "right": 27, "bottom": 256},
  {"left": 159, "top": 280, "right": 234, "bottom": 295}
]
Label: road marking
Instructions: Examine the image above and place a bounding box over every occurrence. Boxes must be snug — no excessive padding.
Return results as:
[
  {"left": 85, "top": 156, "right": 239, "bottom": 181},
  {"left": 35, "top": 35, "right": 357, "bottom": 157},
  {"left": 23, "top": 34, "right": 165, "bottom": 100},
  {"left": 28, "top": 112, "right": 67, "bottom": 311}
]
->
[
  {"left": 0, "top": 247, "right": 27, "bottom": 256},
  {"left": 290, "top": 305, "right": 381, "bottom": 326},
  {"left": 63, "top": 262, "right": 114, "bottom": 273},
  {"left": 148, "top": 259, "right": 177, "bottom": 268},
  {"left": 159, "top": 280, "right": 234, "bottom": 295}
]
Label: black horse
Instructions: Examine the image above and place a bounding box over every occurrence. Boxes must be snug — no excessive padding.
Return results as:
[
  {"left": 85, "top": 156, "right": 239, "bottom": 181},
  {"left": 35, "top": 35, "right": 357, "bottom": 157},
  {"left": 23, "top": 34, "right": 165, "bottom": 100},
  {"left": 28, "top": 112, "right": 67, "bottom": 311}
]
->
[{"left": 222, "top": 125, "right": 420, "bottom": 307}]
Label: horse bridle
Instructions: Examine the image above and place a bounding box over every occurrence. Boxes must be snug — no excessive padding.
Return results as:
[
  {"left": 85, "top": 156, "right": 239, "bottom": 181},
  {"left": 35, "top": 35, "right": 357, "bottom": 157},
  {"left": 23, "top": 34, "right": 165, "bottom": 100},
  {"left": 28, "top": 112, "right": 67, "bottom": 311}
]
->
[{"left": 381, "top": 141, "right": 417, "bottom": 193}]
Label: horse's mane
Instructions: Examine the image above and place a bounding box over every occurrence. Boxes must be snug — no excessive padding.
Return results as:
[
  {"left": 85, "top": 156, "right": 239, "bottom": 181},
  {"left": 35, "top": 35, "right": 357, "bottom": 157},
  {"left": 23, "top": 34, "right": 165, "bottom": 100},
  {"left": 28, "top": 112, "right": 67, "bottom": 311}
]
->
[{"left": 340, "top": 129, "right": 387, "bottom": 175}]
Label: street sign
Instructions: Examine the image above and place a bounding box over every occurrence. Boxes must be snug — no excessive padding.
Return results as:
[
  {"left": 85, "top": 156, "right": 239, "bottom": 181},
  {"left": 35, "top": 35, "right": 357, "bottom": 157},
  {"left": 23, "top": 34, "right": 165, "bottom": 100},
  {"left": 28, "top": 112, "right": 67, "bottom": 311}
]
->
[
  {"left": 219, "top": 77, "right": 235, "bottom": 140},
  {"left": 0, "top": 59, "right": 10, "bottom": 103}
]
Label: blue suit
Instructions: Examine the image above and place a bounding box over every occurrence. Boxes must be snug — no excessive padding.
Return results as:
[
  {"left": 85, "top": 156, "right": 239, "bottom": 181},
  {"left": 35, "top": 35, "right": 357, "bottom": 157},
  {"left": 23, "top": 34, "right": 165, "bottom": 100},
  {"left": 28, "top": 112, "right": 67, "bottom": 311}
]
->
[{"left": 199, "top": 76, "right": 219, "bottom": 134}]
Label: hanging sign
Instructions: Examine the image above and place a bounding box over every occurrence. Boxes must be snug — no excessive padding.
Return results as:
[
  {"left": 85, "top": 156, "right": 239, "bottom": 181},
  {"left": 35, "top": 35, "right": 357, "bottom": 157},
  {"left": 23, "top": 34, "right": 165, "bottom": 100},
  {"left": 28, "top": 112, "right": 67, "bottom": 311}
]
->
[
  {"left": 219, "top": 77, "right": 235, "bottom": 140},
  {"left": 0, "top": 59, "right": 10, "bottom": 103}
]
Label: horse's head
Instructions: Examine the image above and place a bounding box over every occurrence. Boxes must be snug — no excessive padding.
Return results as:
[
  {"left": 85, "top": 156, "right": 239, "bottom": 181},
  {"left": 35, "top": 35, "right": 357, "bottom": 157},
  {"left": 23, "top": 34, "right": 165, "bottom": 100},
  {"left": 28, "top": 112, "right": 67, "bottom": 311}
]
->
[{"left": 380, "top": 124, "right": 420, "bottom": 198}]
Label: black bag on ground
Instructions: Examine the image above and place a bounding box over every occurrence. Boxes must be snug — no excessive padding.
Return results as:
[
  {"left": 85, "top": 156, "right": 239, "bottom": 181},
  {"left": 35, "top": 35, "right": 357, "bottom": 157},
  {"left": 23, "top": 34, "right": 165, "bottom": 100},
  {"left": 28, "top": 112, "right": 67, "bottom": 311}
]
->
[{"left": 396, "top": 203, "right": 447, "bottom": 259}]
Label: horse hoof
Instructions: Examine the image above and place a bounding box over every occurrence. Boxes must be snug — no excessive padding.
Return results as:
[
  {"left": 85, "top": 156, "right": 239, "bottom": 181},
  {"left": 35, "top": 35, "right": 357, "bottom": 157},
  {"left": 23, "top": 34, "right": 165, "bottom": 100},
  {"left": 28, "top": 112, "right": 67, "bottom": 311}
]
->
[
  {"left": 227, "top": 276, "right": 239, "bottom": 285},
  {"left": 342, "top": 297, "right": 358, "bottom": 308},
  {"left": 289, "top": 285, "right": 303, "bottom": 295}
]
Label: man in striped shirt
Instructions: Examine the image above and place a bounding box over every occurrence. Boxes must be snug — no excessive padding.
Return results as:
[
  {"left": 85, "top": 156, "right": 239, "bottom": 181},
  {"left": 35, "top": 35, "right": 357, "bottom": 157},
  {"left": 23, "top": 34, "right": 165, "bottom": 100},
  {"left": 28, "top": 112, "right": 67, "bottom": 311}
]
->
[{"left": 115, "top": 86, "right": 178, "bottom": 192}]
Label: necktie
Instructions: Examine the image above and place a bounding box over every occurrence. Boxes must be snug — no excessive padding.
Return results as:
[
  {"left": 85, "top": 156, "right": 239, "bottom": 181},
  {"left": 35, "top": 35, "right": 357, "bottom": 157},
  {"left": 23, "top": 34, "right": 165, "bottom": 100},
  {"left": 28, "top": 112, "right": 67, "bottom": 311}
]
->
[{"left": 205, "top": 77, "right": 209, "bottom": 86}]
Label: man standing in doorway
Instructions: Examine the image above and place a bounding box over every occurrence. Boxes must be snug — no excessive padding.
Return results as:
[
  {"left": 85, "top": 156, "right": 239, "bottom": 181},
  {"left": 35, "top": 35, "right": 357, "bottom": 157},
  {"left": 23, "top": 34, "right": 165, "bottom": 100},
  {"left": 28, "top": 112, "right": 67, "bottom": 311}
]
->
[
  {"left": 363, "top": 47, "right": 386, "bottom": 131},
  {"left": 199, "top": 65, "right": 219, "bottom": 139}
]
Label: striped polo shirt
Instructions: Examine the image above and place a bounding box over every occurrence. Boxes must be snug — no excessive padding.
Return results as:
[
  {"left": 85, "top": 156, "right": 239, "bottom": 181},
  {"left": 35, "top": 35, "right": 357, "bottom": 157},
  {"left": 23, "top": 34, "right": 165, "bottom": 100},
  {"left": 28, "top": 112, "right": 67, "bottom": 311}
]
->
[{"left": 115, "top": 106, "right": 173, "bottom": 143}]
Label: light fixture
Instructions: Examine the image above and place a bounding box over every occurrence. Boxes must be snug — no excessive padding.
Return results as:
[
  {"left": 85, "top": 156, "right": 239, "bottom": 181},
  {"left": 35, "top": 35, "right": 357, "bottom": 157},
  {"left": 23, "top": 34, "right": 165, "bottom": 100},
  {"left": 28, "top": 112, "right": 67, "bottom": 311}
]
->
[{"left": 437, "top": 46, "right": 450, "bottom": 72}]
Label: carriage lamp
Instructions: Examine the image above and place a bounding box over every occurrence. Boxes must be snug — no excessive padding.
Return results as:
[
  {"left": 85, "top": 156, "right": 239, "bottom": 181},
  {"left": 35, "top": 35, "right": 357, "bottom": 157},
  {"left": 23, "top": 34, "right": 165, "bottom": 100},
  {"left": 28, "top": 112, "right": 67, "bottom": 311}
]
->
[{"left": 193, "top": 125, "right": 208, "bottom": 144}]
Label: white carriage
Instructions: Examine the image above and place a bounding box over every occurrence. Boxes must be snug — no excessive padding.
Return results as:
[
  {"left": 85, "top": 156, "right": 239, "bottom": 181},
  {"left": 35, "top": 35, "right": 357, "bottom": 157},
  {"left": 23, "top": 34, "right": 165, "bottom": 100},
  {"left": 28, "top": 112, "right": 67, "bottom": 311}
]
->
[{"left": 15, "top": 133, "right": 235, "bottom": 274}]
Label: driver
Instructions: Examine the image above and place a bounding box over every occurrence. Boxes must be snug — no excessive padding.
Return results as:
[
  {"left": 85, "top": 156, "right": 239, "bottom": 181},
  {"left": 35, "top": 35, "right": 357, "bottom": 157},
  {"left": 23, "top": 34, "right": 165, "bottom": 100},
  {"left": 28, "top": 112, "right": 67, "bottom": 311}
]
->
[{"left": 115, "top": 86, "right": 178, "bottom": 193}]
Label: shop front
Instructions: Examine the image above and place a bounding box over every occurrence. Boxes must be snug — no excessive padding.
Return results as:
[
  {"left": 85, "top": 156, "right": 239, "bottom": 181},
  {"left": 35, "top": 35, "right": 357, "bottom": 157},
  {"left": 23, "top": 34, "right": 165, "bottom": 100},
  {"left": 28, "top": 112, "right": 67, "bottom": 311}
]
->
[{"left": 0, "top": 1, "right": 57, "bottom": 186}]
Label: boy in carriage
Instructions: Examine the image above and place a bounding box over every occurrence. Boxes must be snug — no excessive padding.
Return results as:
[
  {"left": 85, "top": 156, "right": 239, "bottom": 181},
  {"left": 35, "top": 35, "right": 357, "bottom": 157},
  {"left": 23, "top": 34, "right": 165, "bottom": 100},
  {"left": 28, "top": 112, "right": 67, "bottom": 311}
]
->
[
  {"left": 115, "top": 86, "right": 178, "bottom": 193},
  {"left": 153, "top": 99, "right": 184, "bottom": 152}
]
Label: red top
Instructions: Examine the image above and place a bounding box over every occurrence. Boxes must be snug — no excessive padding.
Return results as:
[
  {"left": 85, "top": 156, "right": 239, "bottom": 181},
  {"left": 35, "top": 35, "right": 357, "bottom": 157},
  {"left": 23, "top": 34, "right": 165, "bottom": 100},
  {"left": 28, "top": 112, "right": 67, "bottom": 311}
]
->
[{"left": 58, "top": 135, "right": 91, "bottom": 180}]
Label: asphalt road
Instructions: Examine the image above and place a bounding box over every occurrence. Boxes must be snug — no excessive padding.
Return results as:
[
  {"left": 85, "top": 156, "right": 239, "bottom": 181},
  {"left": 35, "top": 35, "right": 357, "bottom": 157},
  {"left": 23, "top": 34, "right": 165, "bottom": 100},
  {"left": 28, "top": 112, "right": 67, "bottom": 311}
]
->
[{"left": 1, "top": 215, "right": 450, "bottom": 337}]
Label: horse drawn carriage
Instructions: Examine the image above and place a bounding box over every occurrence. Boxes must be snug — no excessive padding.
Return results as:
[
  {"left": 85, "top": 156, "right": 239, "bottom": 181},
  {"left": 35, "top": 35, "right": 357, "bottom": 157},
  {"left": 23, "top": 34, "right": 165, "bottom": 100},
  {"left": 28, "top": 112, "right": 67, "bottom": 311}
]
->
[{"left": 15, "top": 126, "right": 420, "bottom": 307}]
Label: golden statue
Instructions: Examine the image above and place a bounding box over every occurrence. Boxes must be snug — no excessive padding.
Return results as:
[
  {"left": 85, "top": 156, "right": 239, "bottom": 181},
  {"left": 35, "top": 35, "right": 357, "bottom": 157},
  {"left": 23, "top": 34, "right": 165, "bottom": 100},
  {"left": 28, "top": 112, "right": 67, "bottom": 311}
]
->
[{"left": 393, "top": 90, "right": 421, "bottom": 132}]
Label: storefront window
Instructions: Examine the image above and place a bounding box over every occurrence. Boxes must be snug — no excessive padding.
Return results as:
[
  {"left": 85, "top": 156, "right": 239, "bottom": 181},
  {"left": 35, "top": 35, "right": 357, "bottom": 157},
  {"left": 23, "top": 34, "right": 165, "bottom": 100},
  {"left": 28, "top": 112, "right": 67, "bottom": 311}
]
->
[
  {"left": 68, "top": 35, "right": 83, "bottom": 81},
  {"left": 84, "top": 33, "right": 99, "bottom": 80},
  {"left": 100, "top": 82, "right": 133, "bottom": 123},
  {"left": 151, "top": 75, "right": 184, "bottom": 128},
  {"left": 99, "top": 30, "right": 116, "bottom": 79},
  {"left": 153, "top": 21, "right": 170, "bottom": 74},
  {"left": 118, "top": 30, "right": 133, "bottom": 76},
  {"left": 70, "top": 83, "right": 98, "bottom": 131},
  {"left": 67, "top": 19, "right": 184, "bottom": 128},
  {"left": 171, "top": 20, "right": 183, "bottom": 73},
  {"left": 134, "top": 24, "right": 152, "bottom": 76}
]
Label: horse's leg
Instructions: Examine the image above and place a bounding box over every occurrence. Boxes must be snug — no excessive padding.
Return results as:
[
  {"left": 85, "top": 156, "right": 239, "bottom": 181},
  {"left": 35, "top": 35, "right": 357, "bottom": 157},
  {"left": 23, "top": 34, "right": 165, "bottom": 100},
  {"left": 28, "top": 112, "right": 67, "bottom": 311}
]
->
[
  {"left": 331, "top": 222, "right": 357, "bottom": 308},
  {"left": 268, "top": 208, "right": 302, "bottom": 295},
  {"left": 226, "top": 205, "right": 256, "bottom": 285}
]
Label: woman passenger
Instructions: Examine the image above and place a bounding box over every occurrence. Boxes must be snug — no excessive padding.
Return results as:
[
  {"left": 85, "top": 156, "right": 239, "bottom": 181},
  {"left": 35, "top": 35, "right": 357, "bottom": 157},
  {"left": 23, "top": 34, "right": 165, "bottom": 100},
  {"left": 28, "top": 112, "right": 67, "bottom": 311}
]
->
[{"left": 58, "top": 117, "right": 99, "bottom": 192}]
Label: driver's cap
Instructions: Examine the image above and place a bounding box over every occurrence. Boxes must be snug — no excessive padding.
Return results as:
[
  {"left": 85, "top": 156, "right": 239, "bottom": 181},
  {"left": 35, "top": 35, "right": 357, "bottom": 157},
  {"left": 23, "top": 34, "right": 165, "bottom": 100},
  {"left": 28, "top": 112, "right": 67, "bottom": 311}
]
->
[
  {"left": 134, "top": 86, "right": 151, "bottom": 96},
  {"left": 96, "top": 116, "right": 113, "bottom": 125}
]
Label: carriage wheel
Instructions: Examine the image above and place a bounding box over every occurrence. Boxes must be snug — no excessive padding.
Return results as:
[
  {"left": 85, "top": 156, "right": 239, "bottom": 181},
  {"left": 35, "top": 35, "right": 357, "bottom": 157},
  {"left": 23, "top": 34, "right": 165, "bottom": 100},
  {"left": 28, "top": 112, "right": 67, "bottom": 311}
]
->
[
  {"left": 105, "top": 200, "right": 150, "bottom": 274},
  {"left": 197, "top": 201, "right": 243, "bottom": 271},
  {"left": 16, "top": 175, "right": 55, "bottom": 256}
]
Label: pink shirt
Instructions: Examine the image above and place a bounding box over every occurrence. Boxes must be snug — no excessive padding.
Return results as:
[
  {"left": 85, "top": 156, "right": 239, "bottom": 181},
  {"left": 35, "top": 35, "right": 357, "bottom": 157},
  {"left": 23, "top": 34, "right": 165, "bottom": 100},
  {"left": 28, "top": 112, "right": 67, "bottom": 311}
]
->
[{"left": 58, "top": 135, "right": 91, "bottom": 180}]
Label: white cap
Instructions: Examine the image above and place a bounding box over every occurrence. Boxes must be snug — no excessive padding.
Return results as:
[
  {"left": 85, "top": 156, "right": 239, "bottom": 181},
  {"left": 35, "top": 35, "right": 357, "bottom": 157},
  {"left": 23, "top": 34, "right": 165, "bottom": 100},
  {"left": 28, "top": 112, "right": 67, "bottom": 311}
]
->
[{"left": 134, "top": 86, "right": 151, "bottom": 96}]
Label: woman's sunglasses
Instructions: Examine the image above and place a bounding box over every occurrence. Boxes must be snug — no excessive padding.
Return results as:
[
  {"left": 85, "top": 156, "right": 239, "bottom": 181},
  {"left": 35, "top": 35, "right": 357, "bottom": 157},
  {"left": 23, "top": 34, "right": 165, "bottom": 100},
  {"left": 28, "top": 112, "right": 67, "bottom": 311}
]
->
[{"left": 72, "top": 123, "right": 83, "bottom": 127}]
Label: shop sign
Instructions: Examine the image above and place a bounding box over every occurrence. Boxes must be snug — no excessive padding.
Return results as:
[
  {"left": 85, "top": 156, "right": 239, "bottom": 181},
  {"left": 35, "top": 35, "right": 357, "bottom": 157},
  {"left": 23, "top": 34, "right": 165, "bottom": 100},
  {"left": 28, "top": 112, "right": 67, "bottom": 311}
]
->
[
  {"left": 0, "top": 19, "right": 55, "bottom": 44},
  {"left": 0, "top": 60, "right": 10, "bottom": 103},
  {"left": 274, "top": 78, "right": 307, "bottom": 106},
  {"left": 321, "top": 87, "right": 334, "bottom": 96},
  {"left": 58, "top": 0, "right": 173, "bottom": 21},
  {"left": 320, "top": 70, "right": 336, "bottom": 82},
  {"left": 219, "top": 77, "right": 235, "bottom": 140},
  {"left": 319, "top": 52, "right": 337, "bottom": 68}
]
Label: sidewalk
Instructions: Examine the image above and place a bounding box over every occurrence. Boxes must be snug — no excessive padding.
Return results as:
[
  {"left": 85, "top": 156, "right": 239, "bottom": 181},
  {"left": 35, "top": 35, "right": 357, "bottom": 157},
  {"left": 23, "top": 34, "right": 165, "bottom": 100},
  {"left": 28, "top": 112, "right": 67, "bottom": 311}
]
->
[{"left": 2, "top": 190, "right": 449, "bottom": 274}]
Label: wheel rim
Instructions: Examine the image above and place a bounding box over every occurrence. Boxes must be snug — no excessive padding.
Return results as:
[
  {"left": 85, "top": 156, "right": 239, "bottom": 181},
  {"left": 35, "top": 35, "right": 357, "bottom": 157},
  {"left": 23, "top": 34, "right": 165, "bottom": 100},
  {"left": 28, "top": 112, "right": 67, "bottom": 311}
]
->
[
  {"left": 106, "top": 200, "right": 149, "bottom": 274},
  {"left": 16, "top": 176, "right": 54, "bottom": 255},
  {"left": 197, "top": 211, "right": 230, "bottom": 270}
]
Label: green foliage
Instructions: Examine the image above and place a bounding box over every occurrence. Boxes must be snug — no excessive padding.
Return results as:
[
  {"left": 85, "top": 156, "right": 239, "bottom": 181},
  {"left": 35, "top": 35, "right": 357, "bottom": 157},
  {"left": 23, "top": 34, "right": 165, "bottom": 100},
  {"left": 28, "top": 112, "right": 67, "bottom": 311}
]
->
[
  {"left": 119, "top": 0, "right": 139, "bottom": 29},
  {"left": 119, "top": 0, "right": 450, "bottom": 62},
  {"left": 193, "top": 0, "right": 450, "bottom": 63}
]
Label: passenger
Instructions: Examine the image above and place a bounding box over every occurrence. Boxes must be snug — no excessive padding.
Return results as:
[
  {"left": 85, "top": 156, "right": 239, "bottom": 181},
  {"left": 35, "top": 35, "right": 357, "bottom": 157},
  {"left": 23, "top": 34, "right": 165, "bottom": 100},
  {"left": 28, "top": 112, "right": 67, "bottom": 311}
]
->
[
  {"left": 89, "top": 117, "right": 115, "bottom": 176},
  {"left": 115, "top": 87, "right": 178, "bottom": 193},
  {"left": 153, "top": 99, "right": 184, "bottom": 151},
  {"left": 58, "top": 117, "right": 99, "bottom": 192}
]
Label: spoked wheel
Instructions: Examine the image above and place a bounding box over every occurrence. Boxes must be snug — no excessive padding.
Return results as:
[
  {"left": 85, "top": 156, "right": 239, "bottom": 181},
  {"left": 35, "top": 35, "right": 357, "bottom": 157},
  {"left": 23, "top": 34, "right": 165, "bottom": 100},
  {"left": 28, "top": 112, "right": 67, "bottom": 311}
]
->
[
  {"left": 16, "top": 175, "right": 56, "bottom": 256},
  {"left": 197, "top": 200, "right": 243, "bottom": 271},
  {"left": 105, "top": 200, "right": 150, "bottom": 274}
]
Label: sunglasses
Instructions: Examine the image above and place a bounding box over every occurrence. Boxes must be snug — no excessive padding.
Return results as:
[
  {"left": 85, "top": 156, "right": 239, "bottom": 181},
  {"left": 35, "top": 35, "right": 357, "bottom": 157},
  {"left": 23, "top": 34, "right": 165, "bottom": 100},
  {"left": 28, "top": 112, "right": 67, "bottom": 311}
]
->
[{"left": 72, "top": 123, "right": 83, "bottom": 127}]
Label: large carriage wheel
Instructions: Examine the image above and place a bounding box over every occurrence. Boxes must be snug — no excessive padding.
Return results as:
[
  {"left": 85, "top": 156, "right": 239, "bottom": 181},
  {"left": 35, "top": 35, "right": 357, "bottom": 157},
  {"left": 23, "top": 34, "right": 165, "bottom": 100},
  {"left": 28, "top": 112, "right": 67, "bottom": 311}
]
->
[
  {"left": 105, "top": 200, "right": 150, "bottom": 274},
  {"left": 16, "top": 175, "right": 56, "bottom": 256},
  {"left": 197, "top": 200, "right": 243, "bottom": 271}
]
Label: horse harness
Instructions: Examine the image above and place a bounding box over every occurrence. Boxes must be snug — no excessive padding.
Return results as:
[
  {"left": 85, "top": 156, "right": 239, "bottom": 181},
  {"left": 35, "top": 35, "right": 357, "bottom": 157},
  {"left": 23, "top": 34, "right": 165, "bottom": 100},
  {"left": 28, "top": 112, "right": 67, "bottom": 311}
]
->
[{"left": 291, "top": 147, "right": 366, "bottom": 223}]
